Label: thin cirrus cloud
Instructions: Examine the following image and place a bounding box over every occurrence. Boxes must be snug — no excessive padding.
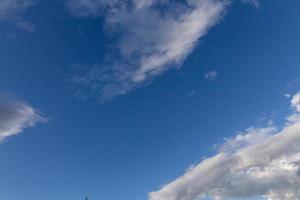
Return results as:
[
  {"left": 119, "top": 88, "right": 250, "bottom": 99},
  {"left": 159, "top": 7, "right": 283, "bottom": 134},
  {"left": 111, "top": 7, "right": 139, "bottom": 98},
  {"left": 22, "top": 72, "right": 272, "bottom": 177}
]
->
[
  {"left": 149, "top": 92, "right": 300, "bottom": 200},
  {"left": 242, "top": 0, "right": 260, "bottom": 7},
  {"left": 204, "top": 70, "right": 218, "bottom": 80},
  {"left": 67, "top": 0, "right": 229, "bottom": 100},
  {"left": 0, "top": 0, "right": 35, "bottom": 32},
  {"left": 0, "top": 93, "right": 45, "bottom": 141}
]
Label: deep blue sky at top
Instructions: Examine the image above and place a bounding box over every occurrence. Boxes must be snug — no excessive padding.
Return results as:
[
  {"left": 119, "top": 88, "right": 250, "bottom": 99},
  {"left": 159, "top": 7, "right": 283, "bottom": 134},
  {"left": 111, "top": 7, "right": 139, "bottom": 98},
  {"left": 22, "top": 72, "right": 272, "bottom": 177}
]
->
[{"left": 0, "top": 0, "right": 300, "bottom": 200}]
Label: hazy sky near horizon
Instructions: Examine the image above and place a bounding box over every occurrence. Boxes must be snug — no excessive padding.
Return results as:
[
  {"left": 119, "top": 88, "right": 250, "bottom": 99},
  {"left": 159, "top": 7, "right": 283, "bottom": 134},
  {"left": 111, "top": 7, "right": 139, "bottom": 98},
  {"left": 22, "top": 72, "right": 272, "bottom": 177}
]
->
[{"left": 1, "top": 0, "right": 300, "bottom": 200}]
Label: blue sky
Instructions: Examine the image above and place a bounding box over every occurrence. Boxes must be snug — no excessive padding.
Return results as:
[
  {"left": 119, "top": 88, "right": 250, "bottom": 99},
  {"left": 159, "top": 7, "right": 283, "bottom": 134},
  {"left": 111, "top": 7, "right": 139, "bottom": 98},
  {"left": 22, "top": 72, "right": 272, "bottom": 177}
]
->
[{"left": 0, "top": 0, "right": 300, "bottom": 200}]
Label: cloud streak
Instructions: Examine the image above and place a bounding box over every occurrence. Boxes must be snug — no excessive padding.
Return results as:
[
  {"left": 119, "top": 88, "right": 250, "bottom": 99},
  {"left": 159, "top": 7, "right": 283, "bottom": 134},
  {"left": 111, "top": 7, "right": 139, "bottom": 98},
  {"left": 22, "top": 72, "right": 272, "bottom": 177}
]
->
[
  {"left": 68, "top": 0, "right": 228, "bottom": 100},
  {"left": 0, "top": 93, "right": 45, "bottom": 140},
  {"left": 149, "top": 92, "right": 300, "bottom": 200}
]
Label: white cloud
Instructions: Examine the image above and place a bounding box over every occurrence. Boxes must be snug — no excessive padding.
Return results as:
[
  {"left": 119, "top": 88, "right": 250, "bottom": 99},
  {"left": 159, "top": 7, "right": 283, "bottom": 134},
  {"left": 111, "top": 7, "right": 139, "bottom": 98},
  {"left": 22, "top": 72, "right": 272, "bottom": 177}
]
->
[
  {"left": 149, "top": 92, "right": 300, "bottom": 200},
  {"left": 68, "top": 0, "right": 228, "bottom": 100},
  {"left": 204, "top": 70, "right": 218, "bottom": 80},
  {"left": 219, "top": 125, "right": 277, "bottom": 153},
  {"left": 291, "top": 93, "right": 300, "bottom": 112},
  {"left": 286, "top": 92, "right": 300, "bottom": 124},
  {"left": 0, "top": 93, "right": 45, "bottom": 140}
]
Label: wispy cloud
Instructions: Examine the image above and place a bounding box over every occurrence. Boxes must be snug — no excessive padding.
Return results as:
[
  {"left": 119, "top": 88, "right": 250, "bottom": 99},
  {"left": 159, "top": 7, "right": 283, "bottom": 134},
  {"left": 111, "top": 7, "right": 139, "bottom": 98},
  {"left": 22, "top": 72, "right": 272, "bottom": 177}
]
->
[
  {"left": 16, "top": 20, "right": 35, "bottom": 32},
  {"left": 187, "top": 90, "right": 196, "bottom": 97},
  {"left": 67, "top": 0, "right": 228, "bottom": 100},
  {"left": 0, "top": 93, "right": 45, "bottom": 141},
  {"left": 204, "top": 70, "right": 218, "bottom": 80},
  {"left": 242, "top": 0, "right": 260, "bottom": 7},
  {"left": 0, "top": 0, "right": 35, "bottom": 31},
  {"left": 0, "top": 0, "right": 33, "bottom": 19},
  {"left": 149, "top": 92, "right": 300, "bottom": 200}
]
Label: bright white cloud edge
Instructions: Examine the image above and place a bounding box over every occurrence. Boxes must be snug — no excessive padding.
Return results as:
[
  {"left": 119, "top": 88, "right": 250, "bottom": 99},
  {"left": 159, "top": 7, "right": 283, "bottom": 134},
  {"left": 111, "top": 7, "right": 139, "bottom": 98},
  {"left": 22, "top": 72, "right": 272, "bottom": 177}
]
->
[
  {"left": 0, "top": 93, "right": 45, "bottom": 140},
  {"left": 149, "top": 92, "right": 300, "bottom": 200},
  {"left": 67, "top": 0, "right": 228, "bottom": 100}
]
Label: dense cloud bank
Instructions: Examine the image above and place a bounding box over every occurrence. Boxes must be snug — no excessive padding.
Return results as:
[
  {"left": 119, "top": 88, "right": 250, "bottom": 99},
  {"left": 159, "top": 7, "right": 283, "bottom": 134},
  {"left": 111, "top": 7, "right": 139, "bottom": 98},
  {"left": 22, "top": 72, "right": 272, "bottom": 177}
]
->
[{"left": 149, "top": 92, "right": 300, "bottom": 200}]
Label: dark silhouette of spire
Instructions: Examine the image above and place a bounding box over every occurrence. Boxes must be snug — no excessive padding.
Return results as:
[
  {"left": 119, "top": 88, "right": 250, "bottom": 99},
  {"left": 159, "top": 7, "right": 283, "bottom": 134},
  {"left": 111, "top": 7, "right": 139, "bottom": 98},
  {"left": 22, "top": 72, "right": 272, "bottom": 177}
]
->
[{"left": 85, "top": 195, "right": 88, "bottom": 200}]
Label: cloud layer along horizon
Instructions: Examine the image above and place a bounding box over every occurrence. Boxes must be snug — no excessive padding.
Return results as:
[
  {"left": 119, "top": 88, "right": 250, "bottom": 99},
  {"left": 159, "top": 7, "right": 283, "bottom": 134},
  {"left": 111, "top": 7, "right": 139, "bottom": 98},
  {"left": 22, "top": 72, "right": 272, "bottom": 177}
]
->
[
  {"left": 68, "top": 0, "right": 228, "bottom": 100},
  {"left": 149, "top": 92, "right": 300, "bottom": 200},
  {"left": 0, "top": 93, "right": 44, "bottom": 140}
]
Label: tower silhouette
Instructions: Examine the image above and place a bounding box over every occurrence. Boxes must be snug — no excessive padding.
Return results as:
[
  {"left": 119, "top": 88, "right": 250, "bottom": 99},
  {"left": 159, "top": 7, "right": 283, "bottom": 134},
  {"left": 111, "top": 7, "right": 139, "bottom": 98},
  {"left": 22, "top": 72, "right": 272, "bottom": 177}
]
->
[{"left": 85, "top": 196, "right": 88, "bottom": 200}]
